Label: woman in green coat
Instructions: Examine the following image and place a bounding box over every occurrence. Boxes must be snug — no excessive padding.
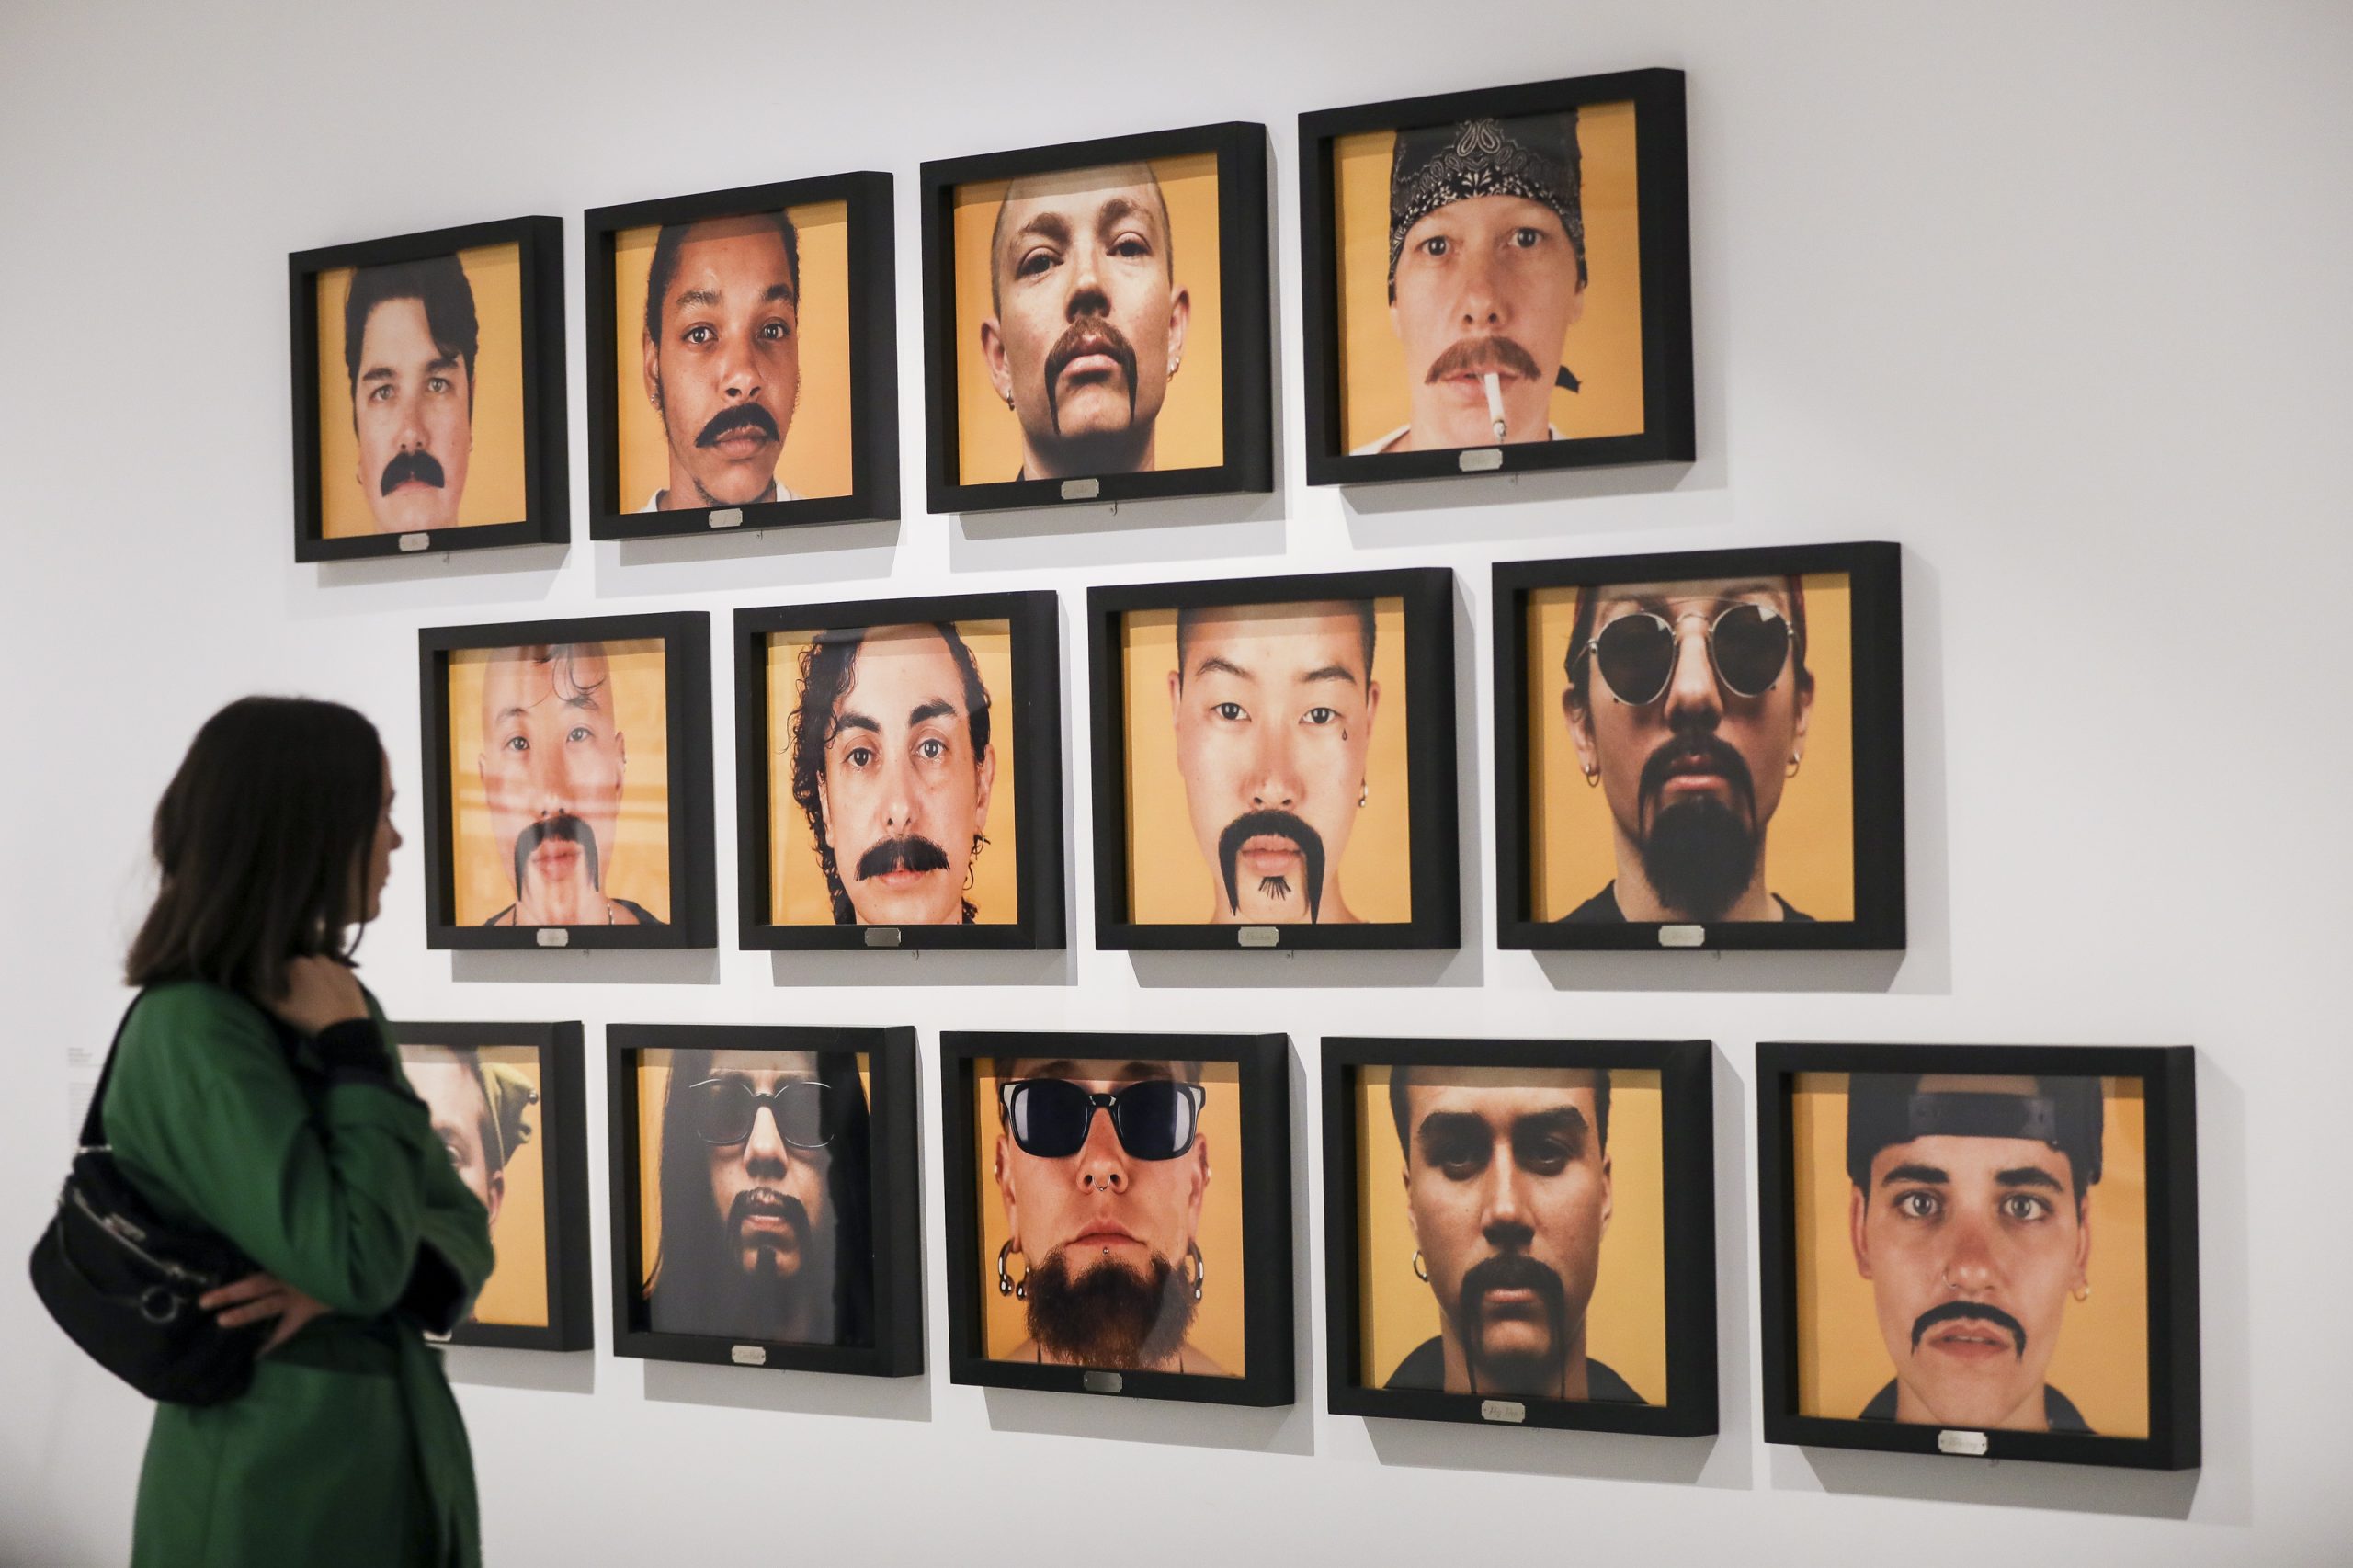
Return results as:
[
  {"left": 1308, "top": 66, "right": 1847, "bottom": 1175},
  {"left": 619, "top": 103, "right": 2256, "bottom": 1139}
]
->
[{"left": 101, "top": 696, "right": 494, "bottom": 1567}]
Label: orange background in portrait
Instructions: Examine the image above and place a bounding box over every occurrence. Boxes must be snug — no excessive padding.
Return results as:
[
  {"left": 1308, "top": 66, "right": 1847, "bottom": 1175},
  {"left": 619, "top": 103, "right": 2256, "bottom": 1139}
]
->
[
  {"left": 1354, "top": 1066, "right": 1666, "bottom": 1402},
  {"left": 1790, "top": 1074, "right": 2151, "bottom": 1437},
  {"left": 971, "top": 1061, "right": 1246, "bottom": 1375},
  {"left": 632, "top": 1051, "right": 872, "bottom": 1294},
  {"left": 1334, "top": 103, "right": 1645, "bottom": 452},
  {"left": 1120, "top": 598, "right": 1412, "bottom": 926},
  {"left": 396, "top": 1043, "right": 548, "bottom": 1328},
  {"left": 445, "top": 640, "right": 674, "bottom": 926},
  {"left": 610, "top": 200, "right": 854, "bottom": 507},
  {"left": 764, "top": 619, "right": 1018, "bottom": 926},
  {"left": 951, "top": 154, "right": 1225, "bottom": 483},
  {"left": 316, "top": 244, "right": 528, "bottom": 537},
  {"left": 1526, "top": 573, "right": 1856, "bottom": 922}
]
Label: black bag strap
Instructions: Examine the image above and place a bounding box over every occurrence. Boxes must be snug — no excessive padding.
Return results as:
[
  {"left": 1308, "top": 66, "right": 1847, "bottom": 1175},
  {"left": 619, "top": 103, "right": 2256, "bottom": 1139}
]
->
[{"left": 77, "top": 992, "right": 152, "bottom": 1152}]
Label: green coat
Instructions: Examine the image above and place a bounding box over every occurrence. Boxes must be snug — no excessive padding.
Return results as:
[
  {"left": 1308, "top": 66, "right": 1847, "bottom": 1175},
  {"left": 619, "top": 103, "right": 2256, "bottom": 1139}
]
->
[{"left": 102, "top": 981, "right": 495, "bottom": 1568}]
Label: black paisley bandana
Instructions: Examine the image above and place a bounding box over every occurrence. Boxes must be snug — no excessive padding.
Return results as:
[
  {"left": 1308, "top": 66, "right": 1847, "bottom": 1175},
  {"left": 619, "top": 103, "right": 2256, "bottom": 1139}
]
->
[{"left": 1386, "top": 111, "right": 1586, "bottom": 290}]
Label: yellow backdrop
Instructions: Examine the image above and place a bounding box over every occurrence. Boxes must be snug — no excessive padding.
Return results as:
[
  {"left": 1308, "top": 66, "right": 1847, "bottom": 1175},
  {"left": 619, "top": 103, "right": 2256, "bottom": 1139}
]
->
[
  {"left": 1526, "top": 573, "right": 1856, "bottom": 922},
  {"left": 316, "top": 243, "right": 528, "bottom": 537},
  {"left": 396, "top": 1043, "right": 547, "bottom": 1328},
  {"left": 611, "top": 200, "right": 854, "bottom": 507},
  {"left": 764, "top": 619, "right": 1017, "bottom": 926},
  {"left": 1334, "top": 102, "right": 1645, "bottom": 452},
  {"left": 1354, "top": 1066, "right": 1666, "bottom": 1401},
  {"left": 951, "top": 153, "right": 1225, "bottom": 483},
  {"left": 1790, "top": 1074, "right": 2151, "bottom": 1437},
  {"left": 972, "top": 1061, "right": 1246, "bottom": 1374},
  {"left": 1120, "top": 598, "right": 1412, "bottom": 925},
  {"left": 445, "top": 640, "right": 673, "bottom": 926}
]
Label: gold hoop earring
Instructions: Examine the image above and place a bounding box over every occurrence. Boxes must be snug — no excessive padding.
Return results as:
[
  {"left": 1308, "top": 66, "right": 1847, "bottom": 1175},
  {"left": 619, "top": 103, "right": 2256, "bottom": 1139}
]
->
[
  {"left": 1411, "top": 1250, "right": 1429, "bottom": 1283},
  {"left": 1787, "top": 754, "right": 1803, "bottom": 780},
  {"left": 1187, "top": 1241, "right": 1207, "bottom": 1303},
  {"left": 996, "top": 1239, "right": 1030, "bottom": 1301},
  {"left": 2072, "top": 1280, "right": 2092, "bottom": 1303},
  {"left": 1583, "top": 767, "right": 1600, "bottom": 789}
]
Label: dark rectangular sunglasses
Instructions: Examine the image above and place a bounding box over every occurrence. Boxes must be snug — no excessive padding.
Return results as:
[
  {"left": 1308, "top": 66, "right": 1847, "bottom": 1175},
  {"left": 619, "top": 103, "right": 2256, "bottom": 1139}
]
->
[
  {"left": 998, "top": 1076, "right": 1205, "bottom": 1161},
  {"left": 686, "top": 1077, "right": 834, "bottom": 1148}
]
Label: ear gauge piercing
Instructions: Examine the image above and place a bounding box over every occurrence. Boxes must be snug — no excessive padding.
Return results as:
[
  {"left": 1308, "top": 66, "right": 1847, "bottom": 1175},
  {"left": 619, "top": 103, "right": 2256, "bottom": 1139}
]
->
[
  {"left": 996, "top": 1239, "right": 1030, "bottom": 1301},
  {"left": 1187, "top": 1241, "right": 1207, "bottom": 1303},
  {"left": 1411, "top": 1249, "right": 1430, "bottom": 1282}
]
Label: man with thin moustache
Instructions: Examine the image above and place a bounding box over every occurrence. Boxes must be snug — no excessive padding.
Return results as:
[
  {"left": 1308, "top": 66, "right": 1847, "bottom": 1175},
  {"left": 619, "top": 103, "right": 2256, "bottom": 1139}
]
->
[
  {"left": 991, "top": 1056, "right": 1225, "bottom": 1373},
  {"left": 637, "top": 212, "right": 803, "bottom": 511},
  {"left": 476, "top": 642, "right": 664, "bottom": 927},
  {"left": 789, "top": 622, "right": 997, "bottom": 926},
  {"left": 646, "top": 1047, "right": 872, "bottom": 1346},
  {"left": 1382, "top": 1065, "right": 1641, "bottom": 1401},
  {"left": 1166, "top": 600, "right": 1381, "bottom": 926},
  {"left": 979, "top": 163, "right": 1190, "bottom": 479},
  {"left": 1353, "top": 112, "right": 1588, "bottom": 455},
  {"left": 401, "top": 1045, "right": 539, "bottom": 1323},
  {"left": 1846, "top": 1073, "right": 2104, "bottom": 1432},
  {"left": 1561, "top": 575, "right": 1815, "bottom": 924},
  {"left": 345, "top": 256, "right": 479, "bottom": 532}
]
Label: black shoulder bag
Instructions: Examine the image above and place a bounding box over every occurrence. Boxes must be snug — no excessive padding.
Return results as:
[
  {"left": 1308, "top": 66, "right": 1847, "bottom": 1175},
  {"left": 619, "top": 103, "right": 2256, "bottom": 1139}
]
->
[{"left": 28, "top": 994, "right": 270, "bottom": 1405}]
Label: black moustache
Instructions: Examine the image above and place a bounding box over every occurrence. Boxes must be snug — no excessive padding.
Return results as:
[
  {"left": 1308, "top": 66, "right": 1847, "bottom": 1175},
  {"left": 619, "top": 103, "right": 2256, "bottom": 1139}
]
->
[
  {"left": 1459, "top": 1251, "right": 1569, "bottom": 1313},
  {"left": 1217, "top": 810, "right": 1327, "bottom": 923},
  {"left": 379, "top": 449, "right": 446, "bottom": 494},
  {"left": 695, "top": 402, "right": 781, "bottom": 449},
  {"left": 513, "top": 813, "right": 601, "bottom": 899},
  {"left": 1637, "top": 728, "right": 1757, "bottom": 821},
  {"left": 727, "top": 1189, "right": 811, "bottom": 1251},
  {"left": 1042, "top": 316, "right": 1139, "bottom": 430},
  {"left": 1911, "top": 1300, "right": 2029, "bottom": 1358},
  {"left": 1424, "top": 334, "right": 1544, "bottom": 385},
  {"left": 854, "top": 835, "right": 951, "bottom": 881}
]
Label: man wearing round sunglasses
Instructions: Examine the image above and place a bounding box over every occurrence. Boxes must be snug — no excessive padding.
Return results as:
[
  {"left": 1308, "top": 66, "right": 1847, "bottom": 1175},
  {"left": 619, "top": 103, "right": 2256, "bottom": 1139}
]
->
[
  {"left": 989, "top": 1057, "right": 1228, "bottom": 1374},
  {"left": 644, "top": 1048, "right": 872, "bottom": 1346},
  {"left": 1560, "top": 575, "right": 1816, "bottom": 924}
]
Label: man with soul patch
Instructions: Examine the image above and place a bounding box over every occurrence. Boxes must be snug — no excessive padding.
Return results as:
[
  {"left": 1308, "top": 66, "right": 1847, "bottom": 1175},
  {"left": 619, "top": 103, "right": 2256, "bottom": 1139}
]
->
[
  {"left": 400, "top": 1045, "right": 539, "bottom": 1325},
  {"left": 636, "top": 212, "right": 803, "bottom": 512},
  {"left": 476, "top": 642, "right": 664, "bottom": 927},
  {"left": 1166, "top": 599, "right": 1381, "bottom": 926},
  {"left": 344, "top": 256, "right": 479, "bottom": 533},
  {"left": 991, "top": 1056, "right": 1226, "bottom": 1374},
  {"left": 1844, "top": 1073, "right": 2105, "bottom": 1433},
  {"left": 1560, "top": 574, "right": 1816, "bottom": 924},
  {"left": 1383, "top": 1064, "right": 1643, "bottom": 1402}
]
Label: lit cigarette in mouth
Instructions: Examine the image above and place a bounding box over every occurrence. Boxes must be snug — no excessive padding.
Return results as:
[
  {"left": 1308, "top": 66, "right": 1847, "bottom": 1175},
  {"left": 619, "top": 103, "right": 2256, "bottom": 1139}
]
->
[{"left": 1483, "top": 371, "right": 1506, "bottom": 441}]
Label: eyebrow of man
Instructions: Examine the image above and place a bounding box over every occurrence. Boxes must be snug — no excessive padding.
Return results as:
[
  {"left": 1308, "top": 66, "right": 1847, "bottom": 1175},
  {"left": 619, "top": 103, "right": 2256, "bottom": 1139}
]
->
[
  {"left": 1094, "top": 194, "right": 1157, "bottom": 244},
  {"left": 359, "top": 365, "right": 397, "bottom": 384},
  {"left": 909, "top": 699, "right": 957, "bottom": 727},
  {"left": 1881, "top": 1162, "right": 1949, "bottom": 1187},
  {"left": 1514, "top": 1107, "right": 1588, "bottom": 1141},
  {"left": 1300, "top": 664, "right": 1360, "bottom": 687},
  {"left": 1011, "top": 210, "right": 1073, "bottom": 252},
  {"left": 676, "top": 286, "right": 722, "bottom": 311},
  {"left": 831, "top": 708, "right": 881, "bottom": 737},
  {"left": 763, "top": 282, "right": 795, "bottom": 305},
  {"left": 426, "top": 355, "right": 460, "bottom": 377},
  {"left": 1192, "top": 654, "right": 1254, "bottom": 683},
  {"left": 1996, "top": 1166, "right": 2065, "bottom": 1192}
]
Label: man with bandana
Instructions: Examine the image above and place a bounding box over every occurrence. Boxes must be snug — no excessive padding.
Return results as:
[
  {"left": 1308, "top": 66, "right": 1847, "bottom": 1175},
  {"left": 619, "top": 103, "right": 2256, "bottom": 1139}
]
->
[
  {"left": 399, "top": 1045, "right": 540, "bottom": 1324},
  {"left": 1560, "top": 574, "right": 1816, "bottom": 924},
  {"left": 1845, "top": 1073, "right": 2104, "bottom": 1432},
  {"left": 636, "top": 212, "right": 804, "bottom": 512},
  {"left": 1353, "top": 112, "right": 1589, "bottom": 455},
  {"left": 345, "top": 256, "right": 480, "bottom": 532}
]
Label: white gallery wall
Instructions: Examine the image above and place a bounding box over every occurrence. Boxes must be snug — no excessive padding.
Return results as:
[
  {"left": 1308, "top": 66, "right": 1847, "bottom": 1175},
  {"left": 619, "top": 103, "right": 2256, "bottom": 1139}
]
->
[{"left": 3, "top": 0, "right": 2347, "bottom": 1561}]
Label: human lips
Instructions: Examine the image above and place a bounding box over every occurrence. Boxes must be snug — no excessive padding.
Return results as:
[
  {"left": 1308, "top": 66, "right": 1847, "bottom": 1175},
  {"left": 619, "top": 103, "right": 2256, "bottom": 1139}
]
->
[
  {"left": 1657, "top": 747, "right": 1733, "bottom": 793},
  {"left": 1072, "top": 1221, "right": 1142, "bottom": 1248},
  {"left": 1923, "top": 1318, "right": 2018, "bottom": 1359},
  {"left": 530, "top": 839, "right": 584, "bottom": 877},
  {"left": 1239, "top": 835, "right": 1301, "bottom": 875},
  {"left": 1051, "top": 327, "right": 1128, "bottom": 386}
]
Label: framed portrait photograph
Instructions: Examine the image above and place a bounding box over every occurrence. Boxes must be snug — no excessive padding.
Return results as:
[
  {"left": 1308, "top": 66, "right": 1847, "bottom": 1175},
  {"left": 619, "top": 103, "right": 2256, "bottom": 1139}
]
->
[
  {"left": 733, "top": 590, "right": 1064, "bottom": 950},
  {"left": 918, "top": 121, "right": 1271, "bottom": 513},
  {"left": 290, "top": 216, "right": 568, "bottom": 562},
  {"left": 1494, "top": 541, "right": 1904, "bottom": 951},
  {"left": 938, "top": 1030, "right": 1293, "bottom": 1407},
  {"left": 416, "top": 611, "right": 717, "bottom": 949},
  {"left": 392, "top": 1021, "right": 590, "bottom": 1351},
  {"left": 584, "top": 172, "right": 898, "bottom": 540},
  {"left": 1756, "top": 1041, "right": 2200, "bottom": 1469},
  {"left": 608, "top": 1024, "right": 923, "bottom": 1377},
  {"left": 1086, "top": 568, "right": 1460, "bottom": 951},
  {"left": 1298, "top": 69, "right": 1693, "bottom": 486},
  {"left": 1324, "top": 1037, "right": 1716, "bottom": 1436}
]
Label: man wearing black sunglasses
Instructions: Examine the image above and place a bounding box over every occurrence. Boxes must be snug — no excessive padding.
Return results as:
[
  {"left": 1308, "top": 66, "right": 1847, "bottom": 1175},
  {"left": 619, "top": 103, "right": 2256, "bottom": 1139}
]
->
[
  {"left": 1560, "top": 575, "right": 1816, "bottom": 924},
  {"left": 989, "top": 1057, "right": 1227, "bottom": 1374},
  {"left": 645, "top": 1048, "right": 872, "bottom": 1346}
]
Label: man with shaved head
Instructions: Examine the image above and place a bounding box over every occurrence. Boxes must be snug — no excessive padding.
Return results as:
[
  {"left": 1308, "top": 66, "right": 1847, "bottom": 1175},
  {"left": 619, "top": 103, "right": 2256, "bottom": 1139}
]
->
[
  {"left": 638, "top": 212, "right": 803, "bottom": 511},
  {"left": 978, "top": 163, "right": 1190, "bottom": 479}
]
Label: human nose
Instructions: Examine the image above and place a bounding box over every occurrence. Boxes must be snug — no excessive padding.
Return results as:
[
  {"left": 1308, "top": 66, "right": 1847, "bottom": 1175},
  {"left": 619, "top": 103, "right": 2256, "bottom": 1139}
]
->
[
  {"left": 1457, "top": 246, "right": 1509, "bottom": 332},
  {"left": 1065, "top": 249, "right": 1109, "bottom": 319},
  {"left": 1662, "top": 616, "right": 1723, "bottom": 726},
  {"left": 877, "top": 746, "right": 918, "bottom": 835},
  {"left": 394, "top": 394, "right": 430, "bottom": 453},
  {"left": 1480, "top": 1145, "right": 1535, "bottom": 1246},
  {"left": 1074, "top": 1102, "right": 1129, "bottom": 1193},
  {"left": 1245, "top": 725, "right": 1303, "bottom": 812},
  {"left": 1940, "top": 1209, "right": 2000, "bottom": 1294},
  {"left": 716, "top": 329, "right": 762, "bottom": 402},
  {"left": 744, "top": 1102, "right": 790, "bottom": 1173}
]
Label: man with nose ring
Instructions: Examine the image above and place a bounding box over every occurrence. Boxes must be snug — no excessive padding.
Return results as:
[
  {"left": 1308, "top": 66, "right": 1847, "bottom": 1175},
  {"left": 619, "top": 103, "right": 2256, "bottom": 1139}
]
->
[
  {"left": 476, "top": 642, "right": 665, "bottom": 926},
  {"left": 1167, "top": 599, "right": 1381, "bottom": 925},
  {"left": 636, "top": 212, "right": 803, "bottom": 511},
  {"left": 1845, "top": 1073, "right": 2105, "bottom": 1432},
  {"left": 1561, "top": 574, "right": 1815, "bottom": 923}
]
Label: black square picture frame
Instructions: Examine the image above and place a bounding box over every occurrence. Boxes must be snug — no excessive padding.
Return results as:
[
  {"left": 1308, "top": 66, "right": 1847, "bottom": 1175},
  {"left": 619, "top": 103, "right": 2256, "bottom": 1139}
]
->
[
  {"left": 733, "top": 589, "right": 1065, "bottom": 951},
  {"left": 938, "top": 1030, "right": 1294, "bottom": 1407},
  {"left": 583, "top": 172, "right": 899, "bottom": 540},
  {"left": 1756, "top": 1040, "right": 2200, "bottom": 1470},
  {"left": 607, "top": 1023, "right": 924, "bottom": 1379},
  {"left": 1493, "top": 540, "right": 1904, "bottom": 951},
  {"left": 1323, "top": 1035, "right": 1717, "bottom": 1436},
  {"left": 1087, "top": 566, "right": 1459, "bottom": 951},
  {"left": 417, "top": 610, "right": 716, "bottom": 949},
  {"left": 290, "top": 216, "right": 569, "bottom": 562},
  {"left": 918, "top": 120, "right": 1272, "bottom": 515},
  {"left": 1299, "top": 69, "right": 1692, "bottom": 487}
]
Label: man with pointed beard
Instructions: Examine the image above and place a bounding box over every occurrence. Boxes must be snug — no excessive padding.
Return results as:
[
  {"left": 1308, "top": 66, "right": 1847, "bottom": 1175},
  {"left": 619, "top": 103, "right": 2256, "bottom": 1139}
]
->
[
  {"left": 645, "top": 1047, "right": 872, "bottom": 1346},
  {"left": 990, "top": 1056, "right": 1227, "bottom": 1374},
  {"left": 978, "top": 163, "right": 1190, "bottom": 479},
  {"left": 1382, "top": 1064, "right": 1642, "bottom": 1401},
  {"left": 1846, "top": 1073, "right": 2103, "bottom": 1433},
  {"left": 346, "top": 255, "right": 479, "bottom": 532},
  {"left": 1560, "top": 574, "right": 1815, "bottom": 923},
  {"left": 476, "top": 642, "right": 665, "bottom": 926},
  {"left": 637, "top": 211, "right": 803, "bottom": 511},
  {"left": 1166, "top": 599, "right": 1380, "bottom": 926}
]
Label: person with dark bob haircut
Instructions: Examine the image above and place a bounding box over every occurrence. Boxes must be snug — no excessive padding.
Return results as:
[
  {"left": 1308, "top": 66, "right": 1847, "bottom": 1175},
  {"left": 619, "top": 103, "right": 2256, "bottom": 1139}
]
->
[{"left": 104, "top": 696, "right": 494, "bottom": 1566}]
